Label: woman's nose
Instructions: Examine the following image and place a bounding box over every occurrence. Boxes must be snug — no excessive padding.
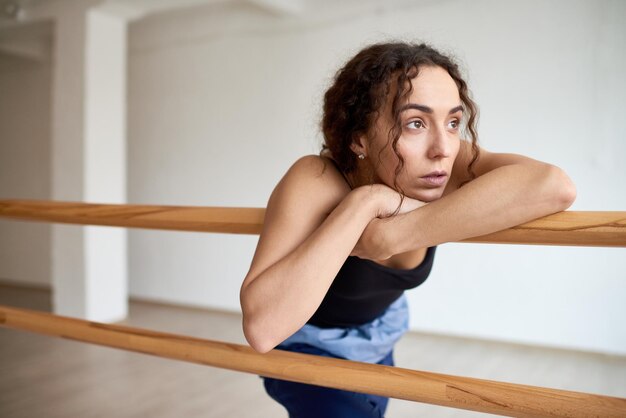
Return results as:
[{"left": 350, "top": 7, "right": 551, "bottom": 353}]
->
[{"left": 427, "top": 128, "right": 451, "bottom": 159}]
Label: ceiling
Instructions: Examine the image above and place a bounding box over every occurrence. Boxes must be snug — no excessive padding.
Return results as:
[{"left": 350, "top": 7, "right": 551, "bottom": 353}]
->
[
  {"left": 0, "top": 0, "right": 310, "bottom": 62},
  {"left": 2, "top": 0, "right": 306, "bottom": 23}
]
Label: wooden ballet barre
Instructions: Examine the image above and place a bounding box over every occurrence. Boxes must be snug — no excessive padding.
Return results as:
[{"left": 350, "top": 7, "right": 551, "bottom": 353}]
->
[
  {"left": 1, "top": 305, "right": 625, "bottom": 417},
  {"left": 0, "top": 199, "right": 625, "bottom": 247},
  {"left": 0, "top": 199, "right": 264, "bottom": 234}
]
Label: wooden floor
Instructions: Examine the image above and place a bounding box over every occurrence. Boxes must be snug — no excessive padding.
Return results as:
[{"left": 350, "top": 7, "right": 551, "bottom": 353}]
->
[{"left": 1, "top": 284, "right": 625, "bottom": 418}]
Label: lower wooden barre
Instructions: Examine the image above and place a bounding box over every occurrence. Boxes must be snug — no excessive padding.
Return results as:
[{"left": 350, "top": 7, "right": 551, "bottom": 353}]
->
[
  {"left": 1, "top": 199, "right": 625, "bottom": 246},
  {"left": 1, "top": 305, "right": 625, "bottom": 417}
]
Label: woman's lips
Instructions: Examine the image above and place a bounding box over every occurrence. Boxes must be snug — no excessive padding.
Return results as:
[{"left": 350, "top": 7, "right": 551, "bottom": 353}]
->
[{"left": 420, "top": 172, "right": 448, "bottom": 186}]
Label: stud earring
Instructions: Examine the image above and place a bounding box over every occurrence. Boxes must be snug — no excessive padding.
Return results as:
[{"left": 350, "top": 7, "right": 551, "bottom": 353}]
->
[{"left": 358, "top": 153, "right": 365, "bottom": 160}]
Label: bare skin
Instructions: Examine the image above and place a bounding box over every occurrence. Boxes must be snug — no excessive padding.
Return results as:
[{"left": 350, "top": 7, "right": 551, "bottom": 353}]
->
[{"left": 239, "top": 66, "right": 576, "bottom": 353}]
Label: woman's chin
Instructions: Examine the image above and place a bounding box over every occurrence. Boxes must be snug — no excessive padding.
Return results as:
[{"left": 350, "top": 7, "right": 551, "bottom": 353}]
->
[{"left": 410, "top": 188, "right": 445, "bottom": 203}]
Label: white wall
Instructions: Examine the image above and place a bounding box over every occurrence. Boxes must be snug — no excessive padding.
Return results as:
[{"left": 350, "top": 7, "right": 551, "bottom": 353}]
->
[
  {"left": 0, "top": 46, "right": 52, "bottom": 287},
  {"left": 0, "top": 6, "right": 130, "bottom": 322},
  {"left": 127, "top": 0, "right": 626, "bottom": 356}
]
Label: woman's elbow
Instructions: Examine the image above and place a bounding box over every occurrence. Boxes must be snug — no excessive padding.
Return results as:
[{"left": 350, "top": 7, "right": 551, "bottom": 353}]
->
[
  {"left": 548, "top": 165, "right": 577, "bottom": 210},
  {"left": 242, "top": 314, "right": 278, "bottom": 354},
  {"left": 240, "top": 292, "right": 278, "bottom": 353}
]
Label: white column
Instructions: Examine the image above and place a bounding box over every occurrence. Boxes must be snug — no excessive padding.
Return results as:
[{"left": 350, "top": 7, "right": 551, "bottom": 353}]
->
[
  {"left": 83, "top": 9, "right": 128, "bottom": 321},
  {"left": 48, "top": 5, "right": 128, "bottom": 322}
]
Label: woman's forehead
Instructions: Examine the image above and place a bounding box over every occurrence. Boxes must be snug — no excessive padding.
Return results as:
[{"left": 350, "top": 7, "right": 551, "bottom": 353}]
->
[
  {"left": 383, "top": 66, "right": 460, "bottom": 113},
  {"left": 406, "top": 66, "right": 460, "bottom": 107}
]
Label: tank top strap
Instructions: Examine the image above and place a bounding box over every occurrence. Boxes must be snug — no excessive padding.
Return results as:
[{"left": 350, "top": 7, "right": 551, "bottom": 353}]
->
[{"left": 325, "top": 156, "right": 353, "bottom": 189}]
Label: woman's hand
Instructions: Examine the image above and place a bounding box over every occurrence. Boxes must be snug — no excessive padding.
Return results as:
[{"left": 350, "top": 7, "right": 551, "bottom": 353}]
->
[
  {"left": 350, "top": 184, "right": 426, "bottom": 260},
  {"left": 357, "top": 183, "right": 426, "bottom": 218}
]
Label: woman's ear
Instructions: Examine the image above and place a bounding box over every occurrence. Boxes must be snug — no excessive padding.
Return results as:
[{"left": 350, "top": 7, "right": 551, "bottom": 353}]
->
[{"left": 350, "top": 134, "right": 369, "bottom": 158}]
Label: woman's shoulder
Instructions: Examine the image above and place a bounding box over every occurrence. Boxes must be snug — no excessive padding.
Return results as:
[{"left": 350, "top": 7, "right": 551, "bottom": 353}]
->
[
  {"left": 288, "top": 154, "right": 330, "bottom": 174},
  {"left": 284, "top": 154, "right": 350, "bottom": 191},
  {"left": 268, "top": 154, "right": 351, "bottom": 216},
  {"left": 446, "top": 140, "right": 477, "bottom": 195},
  {"left": 287, "top": 154, "right": 341, "bottom": 176}
]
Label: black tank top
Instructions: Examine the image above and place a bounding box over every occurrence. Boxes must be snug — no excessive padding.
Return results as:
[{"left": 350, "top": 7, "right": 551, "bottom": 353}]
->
[{"left": 307, "top": 246, "right": 437, "bottom": 328}]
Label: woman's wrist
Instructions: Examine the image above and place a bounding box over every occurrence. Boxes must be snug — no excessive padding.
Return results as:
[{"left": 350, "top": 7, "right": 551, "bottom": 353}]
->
[{"left": 349, "top": 184, "right": 390, "bottom": 219}]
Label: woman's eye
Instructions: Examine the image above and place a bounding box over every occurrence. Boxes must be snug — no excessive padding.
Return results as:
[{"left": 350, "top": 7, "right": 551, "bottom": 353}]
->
[
  {"left": 407, "top": 120, "right": 424, "bottom": 129},
  {"left": 448, "top": 119, "right": 459, "bottom": 129}
]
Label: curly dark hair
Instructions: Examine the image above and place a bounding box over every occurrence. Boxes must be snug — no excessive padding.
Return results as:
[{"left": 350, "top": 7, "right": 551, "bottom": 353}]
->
[{"left": 320, "top": 41, "right": 479, "bottom": 193}]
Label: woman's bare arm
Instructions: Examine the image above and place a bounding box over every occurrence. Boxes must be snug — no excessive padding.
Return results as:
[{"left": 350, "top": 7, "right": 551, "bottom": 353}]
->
[
  {"left": 240, "top": 155, "right": 414, "bottom": 353},
  {"left": 352, "top": 141, "right": 577, "bottom": 259}
]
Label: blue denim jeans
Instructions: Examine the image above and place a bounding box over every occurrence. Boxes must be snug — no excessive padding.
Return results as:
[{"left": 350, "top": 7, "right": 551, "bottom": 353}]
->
[
  {"left": 262, "top": 343, "right": 394, "bottom": 418},
  {"left": 277, "top": 294, "right": 408, "bottom": 364}
]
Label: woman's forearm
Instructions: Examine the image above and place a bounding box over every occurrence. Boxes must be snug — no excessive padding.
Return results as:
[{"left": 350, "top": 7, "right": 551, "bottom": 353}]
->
[
  {"left": 241, "top": 188, "right": 377, "bottom": 353},
  {"left": 379, "top": 163, "right": 576, "bottom": 254}
]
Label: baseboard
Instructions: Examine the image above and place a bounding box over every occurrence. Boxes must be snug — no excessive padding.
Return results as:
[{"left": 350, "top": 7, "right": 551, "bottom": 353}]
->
[{"left": 0, "top": 277, "right": 51, "bottom": 292}]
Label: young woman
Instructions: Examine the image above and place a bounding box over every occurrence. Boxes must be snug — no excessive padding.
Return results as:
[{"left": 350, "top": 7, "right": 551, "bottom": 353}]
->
[{"left": 239, "top": 42, "right": 576, "bottom": 417}]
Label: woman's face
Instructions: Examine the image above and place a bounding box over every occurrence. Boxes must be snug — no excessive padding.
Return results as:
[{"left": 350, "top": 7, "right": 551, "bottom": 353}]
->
[{"left": 354, "top": 65, "right": 462, "bottom": 202}]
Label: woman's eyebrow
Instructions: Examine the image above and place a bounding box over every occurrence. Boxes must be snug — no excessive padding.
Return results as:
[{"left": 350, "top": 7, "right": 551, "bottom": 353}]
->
[{"left": 400, "top": 104, "right": 464, "bottom": 114}]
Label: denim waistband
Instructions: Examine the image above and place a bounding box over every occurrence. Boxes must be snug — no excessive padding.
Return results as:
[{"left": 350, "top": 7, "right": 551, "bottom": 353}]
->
[{"left": 277, "top": 293, "right": 409, "bottom": 364}]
